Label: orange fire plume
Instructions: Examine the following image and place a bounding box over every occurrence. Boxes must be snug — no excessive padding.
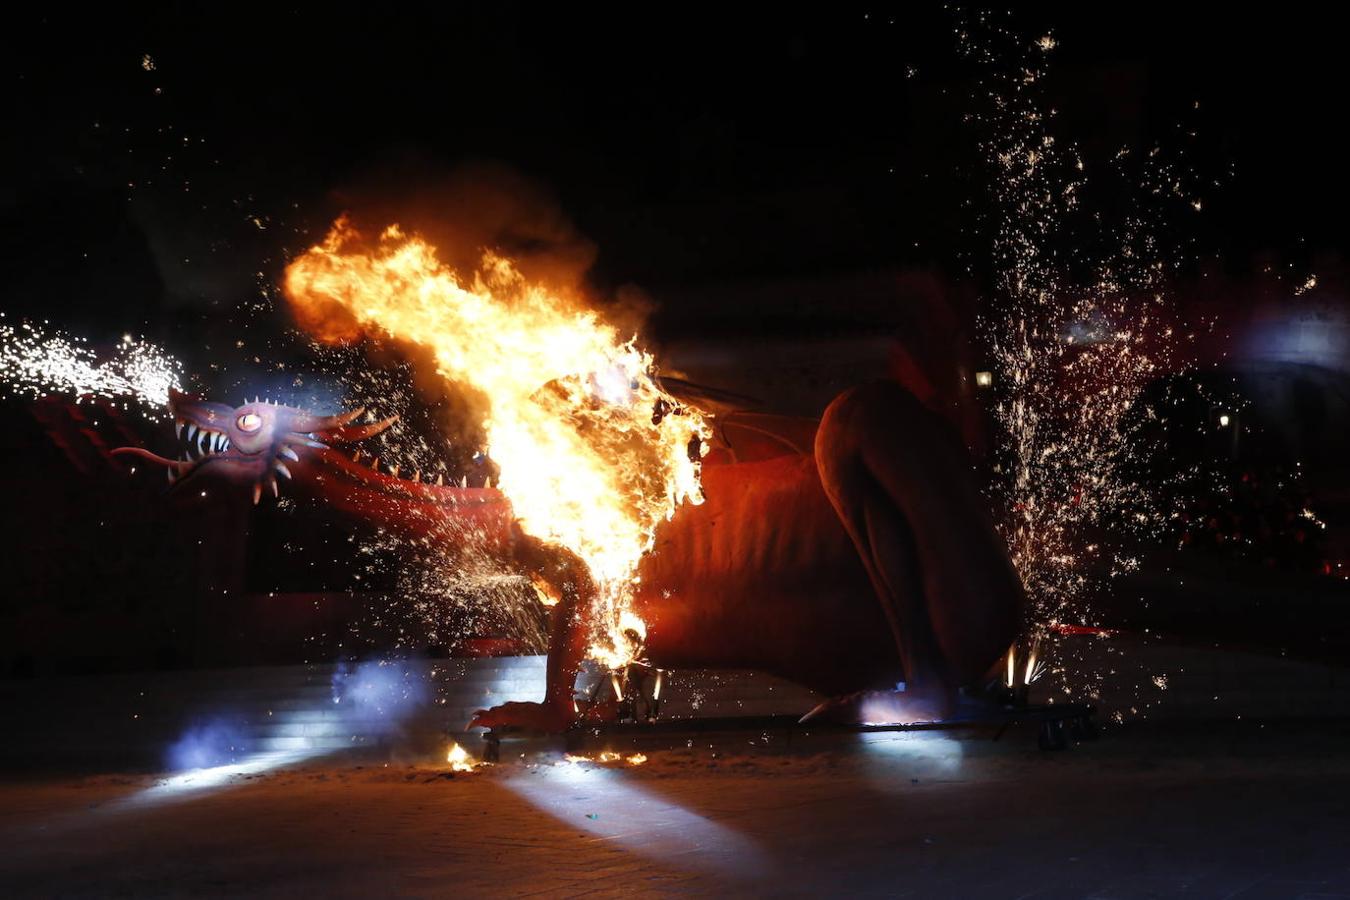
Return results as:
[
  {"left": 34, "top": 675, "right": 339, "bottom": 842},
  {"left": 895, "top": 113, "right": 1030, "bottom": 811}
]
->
[{"left": 283, "top": 218, "right": 709, "bottom": 667}]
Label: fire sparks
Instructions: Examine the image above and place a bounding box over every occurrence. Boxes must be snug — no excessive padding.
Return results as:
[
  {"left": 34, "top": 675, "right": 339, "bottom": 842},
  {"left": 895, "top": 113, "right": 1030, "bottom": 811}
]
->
[
  {"left": 283, "top": 219, "right": 709, "bottom": 667},
  {"left": 960, "top": 16, "right": 1195, "bottom": 708},
  {"left": 561, "top": 751, "right": 648, "bottom": 766},
  {"left": 0, "top": 317, "right": 183, "bottom": 416},
  {"left": 1003, "top": 639, "right": 1046, "bottom": 688}
]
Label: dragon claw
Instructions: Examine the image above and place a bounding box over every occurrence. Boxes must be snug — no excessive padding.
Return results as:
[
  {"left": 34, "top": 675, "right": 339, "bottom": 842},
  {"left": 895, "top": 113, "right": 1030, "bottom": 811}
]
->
[{"left": 467, "top": 701, "right": 575, "bottom": 734}]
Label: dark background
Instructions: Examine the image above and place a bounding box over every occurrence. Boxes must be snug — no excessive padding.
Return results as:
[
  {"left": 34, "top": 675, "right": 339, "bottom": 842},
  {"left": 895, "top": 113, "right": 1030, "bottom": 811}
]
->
[{"left": 2, "top": 4, "right": 1344, "bottom": 338}]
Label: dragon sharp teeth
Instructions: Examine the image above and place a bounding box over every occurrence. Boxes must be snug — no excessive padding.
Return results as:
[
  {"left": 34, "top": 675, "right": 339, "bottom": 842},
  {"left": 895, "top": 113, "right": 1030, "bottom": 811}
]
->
[
  {"left": 275, "top": 462, "right": 291, "bottom": 479},
  {"left": 175, "top": 420, "right": 184, "bottom": 439},
  {"left": 186, "top": 424, "right": 198, "bottom": 442},
  {"left": 280, "top": 446, "right": 299, "bottom": 462},
  {"left": 436, "top": 473, "right": 444, "bottom": 486},
  {"left": 460, "top": 476, "right": 467, "bottom": 489}
]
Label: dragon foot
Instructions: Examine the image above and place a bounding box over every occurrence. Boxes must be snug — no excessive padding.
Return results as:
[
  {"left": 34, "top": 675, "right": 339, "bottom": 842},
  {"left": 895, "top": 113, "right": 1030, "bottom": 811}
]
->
[{"left": 467, "top": 701, "right": 576, "bottom": 734}]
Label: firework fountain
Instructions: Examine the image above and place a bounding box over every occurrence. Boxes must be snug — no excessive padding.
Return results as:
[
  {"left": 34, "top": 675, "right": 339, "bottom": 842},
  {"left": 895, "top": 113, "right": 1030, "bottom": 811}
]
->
[{"left": 959, "top": 16, "right": 1199, "bottom": 709}]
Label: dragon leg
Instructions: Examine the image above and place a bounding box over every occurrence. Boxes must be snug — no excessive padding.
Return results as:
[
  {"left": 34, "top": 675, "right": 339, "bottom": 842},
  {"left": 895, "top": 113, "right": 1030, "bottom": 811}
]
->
[
  {"left": 467, "top": 532, "right": 597, "bottom": 733},
  {"left": 811, "top": 381, "right": 1024, "bottom": 722}
]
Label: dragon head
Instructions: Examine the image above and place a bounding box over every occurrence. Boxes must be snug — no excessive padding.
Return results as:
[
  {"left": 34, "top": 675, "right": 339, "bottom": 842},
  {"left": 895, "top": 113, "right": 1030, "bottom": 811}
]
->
[
  {"left": 114, "top": 390, "right": 512, "bottom": 548},
  {"left": 113, "top": 388, "right": 398, "bottom": 504}
]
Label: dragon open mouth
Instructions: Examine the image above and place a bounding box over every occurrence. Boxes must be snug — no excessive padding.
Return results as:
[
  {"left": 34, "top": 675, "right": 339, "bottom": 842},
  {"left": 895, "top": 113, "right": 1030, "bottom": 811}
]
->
[{"left": 172, "top": 416, "right": 232, "bottom": 469}]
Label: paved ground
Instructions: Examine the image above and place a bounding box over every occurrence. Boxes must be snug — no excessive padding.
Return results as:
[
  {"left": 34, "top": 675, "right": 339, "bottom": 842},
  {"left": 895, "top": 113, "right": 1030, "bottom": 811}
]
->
[{"left": 4, "top": 714, "right": 1350, "bottom": 899}]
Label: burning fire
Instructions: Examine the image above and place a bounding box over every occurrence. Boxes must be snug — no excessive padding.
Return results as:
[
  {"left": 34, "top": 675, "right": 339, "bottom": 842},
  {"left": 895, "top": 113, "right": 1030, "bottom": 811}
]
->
[
  {"left": 283, "top": 218, "right": 709, "bottom": 666},
  {"left": 447, "top": 742, "right": 479, "bottom": 772}
]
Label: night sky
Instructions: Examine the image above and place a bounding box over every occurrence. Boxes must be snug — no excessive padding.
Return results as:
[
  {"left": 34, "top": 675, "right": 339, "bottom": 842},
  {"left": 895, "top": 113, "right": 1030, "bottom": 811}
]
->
[{"left": 3, "top": 4, "right": 1346, "bottom": 345}]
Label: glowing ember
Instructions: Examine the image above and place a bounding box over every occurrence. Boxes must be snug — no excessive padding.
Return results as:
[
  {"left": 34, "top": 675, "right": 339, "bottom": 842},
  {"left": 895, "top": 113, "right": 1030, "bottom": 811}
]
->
[
  {"left": 626, "top": 753, "right": 647, "bottom": 766},
  {"left": 0, "top": 317, "right": 183, "bottom": 416},
  {"left": 283, "top": 218, "right": 709, "bottom": 667}
]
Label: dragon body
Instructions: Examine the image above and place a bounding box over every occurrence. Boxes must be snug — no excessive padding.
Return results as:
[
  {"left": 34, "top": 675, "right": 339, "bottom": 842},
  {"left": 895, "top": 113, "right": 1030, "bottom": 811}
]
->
[{"left": 118, "top": 381, "right": 1023, "bottom": 729}]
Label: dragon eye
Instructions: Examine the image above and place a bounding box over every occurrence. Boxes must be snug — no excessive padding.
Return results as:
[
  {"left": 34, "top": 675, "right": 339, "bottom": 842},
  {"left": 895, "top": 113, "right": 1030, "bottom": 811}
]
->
[{"left": 237, "top": 413, "right": 263, "bottom": 433}]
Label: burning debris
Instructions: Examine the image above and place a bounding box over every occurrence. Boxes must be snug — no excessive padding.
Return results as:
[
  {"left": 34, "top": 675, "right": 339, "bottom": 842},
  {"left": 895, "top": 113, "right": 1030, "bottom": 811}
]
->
[{"left": 446, "top": 742, "right": 481, "bottom": 772}]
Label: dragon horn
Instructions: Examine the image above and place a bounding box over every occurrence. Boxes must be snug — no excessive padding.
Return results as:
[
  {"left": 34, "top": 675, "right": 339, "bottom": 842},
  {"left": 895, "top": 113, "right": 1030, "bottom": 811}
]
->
[
  {"left": 319, "top": 415, "right": 399, "bottom": 443},
  {"left": 286, "top": 407, "right": 366, "bottom": 433}
]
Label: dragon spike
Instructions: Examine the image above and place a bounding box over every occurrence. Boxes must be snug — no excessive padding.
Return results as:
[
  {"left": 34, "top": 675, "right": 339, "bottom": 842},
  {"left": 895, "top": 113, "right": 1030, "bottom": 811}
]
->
[
  {"left": 436, "top": 473, "right": 444, "bottom": 486},
  {"left": 390, "top": 464, "right": 400, "bottom": 478},
  {"left": 271, "top": 478, "right": 279, "bottom": 497},
  {"left": 252, "top": 483, "right": 262, "bottom": 505}
]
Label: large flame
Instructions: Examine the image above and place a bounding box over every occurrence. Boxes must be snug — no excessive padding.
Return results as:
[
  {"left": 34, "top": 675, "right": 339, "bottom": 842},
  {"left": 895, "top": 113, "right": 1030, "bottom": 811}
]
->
[{"left": 283, "top": 218, "right": 708, "bottom": 666}]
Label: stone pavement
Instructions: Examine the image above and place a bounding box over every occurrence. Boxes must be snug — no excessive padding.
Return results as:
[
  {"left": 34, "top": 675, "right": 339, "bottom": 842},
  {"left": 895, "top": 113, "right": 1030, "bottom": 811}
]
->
[
  {"left": 3, "top": 714, "right": 1350, "bottom": 898},
  {"left": 4, "top": 636, "right": 1350, "bottom": 897}
]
